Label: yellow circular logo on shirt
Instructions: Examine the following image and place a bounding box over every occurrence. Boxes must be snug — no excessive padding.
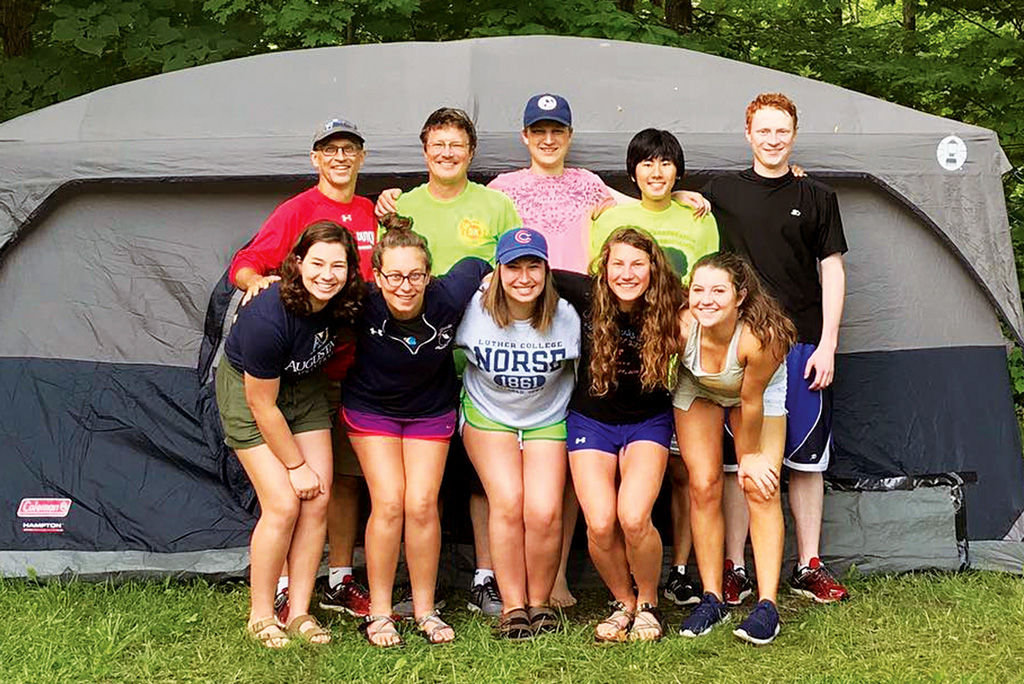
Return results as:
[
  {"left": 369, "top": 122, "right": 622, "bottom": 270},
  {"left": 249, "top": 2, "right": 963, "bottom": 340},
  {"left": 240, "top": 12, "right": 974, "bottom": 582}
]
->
[{"left": 458, "top": 218, "right": 486, "bottom": 243}]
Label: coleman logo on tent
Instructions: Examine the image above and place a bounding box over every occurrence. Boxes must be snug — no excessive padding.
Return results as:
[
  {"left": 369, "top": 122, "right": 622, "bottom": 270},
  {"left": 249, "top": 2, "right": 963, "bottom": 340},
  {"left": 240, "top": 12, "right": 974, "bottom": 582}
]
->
[
  {"left": 937, "top": 135, "right": 967, "bottom": 171},
  {"left": 17, "top": 498, "right": 72, "bottom": 518}
]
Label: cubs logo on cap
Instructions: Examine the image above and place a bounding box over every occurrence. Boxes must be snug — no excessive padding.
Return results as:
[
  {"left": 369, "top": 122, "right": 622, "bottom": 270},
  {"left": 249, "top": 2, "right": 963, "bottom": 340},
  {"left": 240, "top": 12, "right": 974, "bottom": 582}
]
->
[
  {"left": 523, "top": 93, "right": 572, "bottom": 128},
  {"left": 496, "top": 227, "right": 549, "bottom": 264}
]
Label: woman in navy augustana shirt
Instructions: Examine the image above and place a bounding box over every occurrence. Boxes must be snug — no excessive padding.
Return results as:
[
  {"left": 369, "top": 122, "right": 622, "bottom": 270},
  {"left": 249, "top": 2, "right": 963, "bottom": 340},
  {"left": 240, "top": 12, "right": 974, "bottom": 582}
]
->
[
  {"left": 217, "top": 221, "right": 363, "bottom": 648},
  {"left": 342, "top": 215, "right": 491, "bottom": 647}
]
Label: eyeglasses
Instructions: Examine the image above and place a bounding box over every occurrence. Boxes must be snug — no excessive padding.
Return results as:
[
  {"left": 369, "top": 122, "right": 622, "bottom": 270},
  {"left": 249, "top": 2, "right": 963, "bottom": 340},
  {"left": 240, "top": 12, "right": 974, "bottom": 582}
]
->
[
  {"left": 318, "top": 143, "right": 363, "bottom": 158},
  {"left": 427, "top": 141, "right": 469, "bottom": 154},
  {"left": 380, "top": 271, "right": 428, "bottom": 287}
]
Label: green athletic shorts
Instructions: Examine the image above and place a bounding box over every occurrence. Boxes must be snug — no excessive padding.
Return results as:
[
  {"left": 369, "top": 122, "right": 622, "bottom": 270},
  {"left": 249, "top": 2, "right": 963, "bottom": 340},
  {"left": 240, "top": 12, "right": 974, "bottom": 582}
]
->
[
  {"left": 216, "top": 361, "right": 332, "bottom": 450},
  {"left": 459, "top": 390, "right": 567, "bottom": 441}
]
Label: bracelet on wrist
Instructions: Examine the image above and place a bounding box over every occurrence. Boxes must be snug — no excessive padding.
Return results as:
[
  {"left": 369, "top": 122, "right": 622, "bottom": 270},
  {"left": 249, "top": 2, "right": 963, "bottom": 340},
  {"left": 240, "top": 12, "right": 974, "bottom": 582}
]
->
[{"left": 286, "top": 462, "right": 305, "bottom": 471}]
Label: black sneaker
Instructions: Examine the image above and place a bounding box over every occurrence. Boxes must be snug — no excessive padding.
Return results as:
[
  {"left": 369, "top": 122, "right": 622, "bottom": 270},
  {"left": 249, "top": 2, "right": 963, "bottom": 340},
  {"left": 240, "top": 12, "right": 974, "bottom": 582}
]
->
[
  {"left": 733, "top": 599, "right": 780, "bottom": 645},
  {"left": 663, "top": 568, "right": 700, "bottom": 606},
  {"left": 273, "top": 586, "right": 289, "bottom": 624},
  {"left": 679, "top": 592, "right": 730, "bottom": 637},
  {"left": 468, "top": 576, "right": 503, "bottom": 617}
]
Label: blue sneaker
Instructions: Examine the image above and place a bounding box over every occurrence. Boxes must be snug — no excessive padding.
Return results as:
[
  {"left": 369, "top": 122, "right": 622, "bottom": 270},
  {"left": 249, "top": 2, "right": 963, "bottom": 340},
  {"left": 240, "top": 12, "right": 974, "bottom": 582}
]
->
[
  {"left": 679, "top": 592, "right": 730, "bottom": 637},
  {"left": 733, "top": 599, "right": 780, "bottom": 645}
]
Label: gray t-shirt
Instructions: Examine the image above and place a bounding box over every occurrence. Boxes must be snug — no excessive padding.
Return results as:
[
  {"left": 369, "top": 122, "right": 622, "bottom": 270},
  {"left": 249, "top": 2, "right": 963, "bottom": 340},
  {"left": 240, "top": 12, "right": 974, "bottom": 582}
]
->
[{"left": 456, "top": 291, "right": 581, "bottom": 429}]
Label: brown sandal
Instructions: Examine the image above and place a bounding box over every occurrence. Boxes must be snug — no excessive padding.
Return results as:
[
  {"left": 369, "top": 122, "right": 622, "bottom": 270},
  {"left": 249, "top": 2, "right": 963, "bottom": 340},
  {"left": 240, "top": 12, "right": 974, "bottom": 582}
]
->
[
  {"left": 528, "top": 606, "right": 559, "bottom": 635},
  {"left": 360, "top": 614, "right": 403, "bottom": 648},
  {"left": 497, "top": 607, "right": 533, "bottom": 641},
  {"left": 628, "top": 603, "right": 663, "bottom": 642},
  {"left": 285, "top": 614, "right": 331, "bottom": 645},
  {"left": 595, "top": 602, "right": 634, "bottom": 643},
  {"left": 247, "top": 616, "right": 290, "bottom": 649},
  {"left": 416, "top": 610, "right": 455, "bottom": 644}
]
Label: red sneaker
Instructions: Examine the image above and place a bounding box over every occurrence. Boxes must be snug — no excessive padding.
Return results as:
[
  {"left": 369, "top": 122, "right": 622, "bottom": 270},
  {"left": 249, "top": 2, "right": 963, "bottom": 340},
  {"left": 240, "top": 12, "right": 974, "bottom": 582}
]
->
[
  {"left": 319, "top": 575, "right": 371, "bottom": 617},
  {"left": 789, "top": 557, "right": 849, "bottom": 603},
  {"left": 722, "top": 559, "right": 754, "bottom": 606}
]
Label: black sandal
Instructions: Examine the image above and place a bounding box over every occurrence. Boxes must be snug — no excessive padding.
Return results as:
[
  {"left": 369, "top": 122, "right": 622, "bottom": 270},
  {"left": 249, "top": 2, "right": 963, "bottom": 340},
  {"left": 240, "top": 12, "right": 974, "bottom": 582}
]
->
[
  {"left": 497, "top": 607, "right": 533, "bottom": 641},
  {"left": 528, "top": 606, "right": 559, "bottom": 635}
]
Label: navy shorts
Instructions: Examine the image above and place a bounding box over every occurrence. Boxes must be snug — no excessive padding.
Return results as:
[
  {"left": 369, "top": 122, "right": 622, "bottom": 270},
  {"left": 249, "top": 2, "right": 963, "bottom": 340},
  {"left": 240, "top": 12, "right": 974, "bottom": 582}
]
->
[
  {"left": 723, "top": 342, "right": 833, "bottom": 473},
  {"left": 567, "top": 410, "right": 674, "bottom": 455}
]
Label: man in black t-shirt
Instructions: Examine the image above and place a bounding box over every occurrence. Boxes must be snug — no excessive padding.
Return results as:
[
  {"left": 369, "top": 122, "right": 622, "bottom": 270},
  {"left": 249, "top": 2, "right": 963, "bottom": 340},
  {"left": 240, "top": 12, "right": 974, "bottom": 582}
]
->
[{"left": 703, "top": 93, "right": 849, "bottom": 616}]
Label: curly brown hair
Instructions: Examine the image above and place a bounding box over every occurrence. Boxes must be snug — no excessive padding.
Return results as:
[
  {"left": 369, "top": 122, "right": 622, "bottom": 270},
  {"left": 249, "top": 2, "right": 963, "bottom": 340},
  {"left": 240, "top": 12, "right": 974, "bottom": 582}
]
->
[
  {"left": 279, "top": 221, "right": 364, "bottom": 327},
  {"left": 688, "top": 252, "right": 797, "bottom": 360},
  {"left": 588, "top": 226, "right": 683, "bottom": 396}
]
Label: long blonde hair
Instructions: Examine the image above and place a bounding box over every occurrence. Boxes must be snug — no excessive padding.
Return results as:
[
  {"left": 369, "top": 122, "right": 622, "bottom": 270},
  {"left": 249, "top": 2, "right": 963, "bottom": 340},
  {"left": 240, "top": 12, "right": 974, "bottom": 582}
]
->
[{"left": 589, "top": 226, "right": 683, "bottom": 396}]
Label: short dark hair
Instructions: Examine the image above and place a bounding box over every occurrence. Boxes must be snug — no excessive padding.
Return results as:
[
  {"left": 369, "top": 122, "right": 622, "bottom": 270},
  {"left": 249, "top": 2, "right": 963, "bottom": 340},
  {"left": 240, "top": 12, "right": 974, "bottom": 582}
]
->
[
  {"left": 419, "top": 107, "right": 477, "bottom": 153},
  {"left": 625, "top": 128, "right": 685, "bottom": 189}
]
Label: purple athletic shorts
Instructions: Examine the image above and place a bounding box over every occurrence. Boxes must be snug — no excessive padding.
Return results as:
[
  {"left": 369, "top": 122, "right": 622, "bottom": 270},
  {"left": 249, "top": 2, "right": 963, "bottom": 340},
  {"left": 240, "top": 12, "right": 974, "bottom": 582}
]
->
[
  {"left": 566, "top": 409, "right": 674, "bottom": 455},
  {"left": 342, "top": 407, "right": 457, "bottom": 442}
]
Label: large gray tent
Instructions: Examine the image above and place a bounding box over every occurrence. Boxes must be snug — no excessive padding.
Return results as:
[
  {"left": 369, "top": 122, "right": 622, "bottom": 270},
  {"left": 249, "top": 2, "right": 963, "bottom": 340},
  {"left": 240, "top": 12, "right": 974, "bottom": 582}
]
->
[{"left": 2, "top": 35, "right": 1022, "bottom": 577}]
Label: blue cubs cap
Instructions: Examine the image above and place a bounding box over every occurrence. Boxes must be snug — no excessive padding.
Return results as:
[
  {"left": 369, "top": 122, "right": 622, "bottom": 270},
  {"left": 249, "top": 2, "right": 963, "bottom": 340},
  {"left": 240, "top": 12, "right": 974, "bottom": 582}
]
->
[
  {"left": 496, "top": 227, "right": 549, "bottom": 265},
  {"left": 312, "top": 118, "right": 364, "bottom": 149},
  {"left": 523, "top": 94, "right": 572, "bottom": 128}
]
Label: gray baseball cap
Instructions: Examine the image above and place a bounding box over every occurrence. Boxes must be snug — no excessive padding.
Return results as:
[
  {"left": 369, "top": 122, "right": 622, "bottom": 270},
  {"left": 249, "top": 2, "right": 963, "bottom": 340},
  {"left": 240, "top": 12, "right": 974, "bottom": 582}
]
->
[{"left": 312, "top": 118, "right": 364, "bottom": 149}]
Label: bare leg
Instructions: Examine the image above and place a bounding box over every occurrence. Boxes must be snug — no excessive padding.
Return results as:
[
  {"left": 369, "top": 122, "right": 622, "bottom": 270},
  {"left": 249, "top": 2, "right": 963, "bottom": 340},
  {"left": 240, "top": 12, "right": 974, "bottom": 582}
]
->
[
  {"left": 327, "top": 474, "right": 360, "bottom": 568},
  {"left": 283, "top": 430, "right": 333, "bottom": 623},
  {"left": 789, "top": 470, "right": 824, "bottom": 566},
  {"left": 617, "top": 441, "right": 668, "bottom": 607},
  {"left": 470, "top": 491, "right": 492, "bottom": 573},
  {"left": 350, "top": 435, "right": 405, "bottom": 619},
  {"left": 522, "top": 440, "right": 566, "bottom": 607},
  {"left": 675, "top": 400, "right": 726, "bottom": 599},
  {"left": 569, "top": 449, "right": 635, "bottom": 611},
  {"left": 401, "top": 438, "right": 451, "bottom": 640},
  {"left": 235, "top": 444, "right": 300, "bottom": 624},
  {"left": 550, "top": 477, "right": 579, "bottom": 608},
  {"left": 667, "top": 456, "right": 692, "bottom": 566},
  {"left": 464, "top": 426, "right": 527, "bottom": 610},
  {"left": 722, "top": 473, "right": 750, "bottom": 567}
]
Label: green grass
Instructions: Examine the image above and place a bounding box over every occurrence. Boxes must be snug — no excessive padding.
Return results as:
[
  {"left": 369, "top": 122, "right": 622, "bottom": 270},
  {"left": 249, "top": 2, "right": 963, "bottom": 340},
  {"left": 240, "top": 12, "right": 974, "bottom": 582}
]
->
[{"left": 1, "top": 571, "right": 1022, "bottom": 684}]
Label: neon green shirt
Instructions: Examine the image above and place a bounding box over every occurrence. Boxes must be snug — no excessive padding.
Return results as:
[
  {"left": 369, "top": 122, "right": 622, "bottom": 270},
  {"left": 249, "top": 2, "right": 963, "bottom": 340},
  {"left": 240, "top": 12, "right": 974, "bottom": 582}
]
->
[
  {"left": 394, "top": 181, "right": 521, "bottom": 275},
  {"left": 590, "top": 202, "right": 719, "bottom": 283}
]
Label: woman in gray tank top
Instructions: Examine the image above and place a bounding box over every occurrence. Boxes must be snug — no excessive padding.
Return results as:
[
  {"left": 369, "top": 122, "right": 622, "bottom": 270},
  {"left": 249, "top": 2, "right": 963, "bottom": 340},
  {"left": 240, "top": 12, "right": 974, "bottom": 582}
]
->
[{"left": 673, "top": 252, "right": 796, "bottom": 645}]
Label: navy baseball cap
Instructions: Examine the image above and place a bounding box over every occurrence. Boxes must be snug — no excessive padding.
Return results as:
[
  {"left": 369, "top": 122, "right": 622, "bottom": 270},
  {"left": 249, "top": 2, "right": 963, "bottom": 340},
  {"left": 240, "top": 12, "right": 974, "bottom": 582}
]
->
[
  {"left": 523, "top": 94, "right": 572, "bottom": 128},
  {"left": 496, "top": 228, "right": 549, "bottom": 264},
  {"left": 312, "top": 118, "right": 364, "bottom": 149}
]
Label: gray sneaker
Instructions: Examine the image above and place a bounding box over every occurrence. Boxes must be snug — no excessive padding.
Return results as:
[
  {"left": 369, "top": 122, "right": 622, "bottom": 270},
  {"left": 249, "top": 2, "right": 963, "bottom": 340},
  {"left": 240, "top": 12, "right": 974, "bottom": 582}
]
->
[
  {"left": 393, "top": 583, "right": 446, "bottom": 619},
  {"left": 467, "top": 576, "right": 503, "bottom": 616}
]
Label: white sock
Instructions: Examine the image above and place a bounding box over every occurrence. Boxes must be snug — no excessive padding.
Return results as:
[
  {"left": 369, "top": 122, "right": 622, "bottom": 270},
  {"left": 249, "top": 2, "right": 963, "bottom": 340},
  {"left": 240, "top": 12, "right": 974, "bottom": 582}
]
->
[
  {"left": 674, "top": 565, "right": 687, "bottom": 575},
  {"left": 276, "top": 576, "right": 288, "bottom": 594},
  {"left": 329, "top": 566, "right": 353, "bottom": 589},
  {"left": 472, "top": 569, "right": 495, "bottom": 586}
]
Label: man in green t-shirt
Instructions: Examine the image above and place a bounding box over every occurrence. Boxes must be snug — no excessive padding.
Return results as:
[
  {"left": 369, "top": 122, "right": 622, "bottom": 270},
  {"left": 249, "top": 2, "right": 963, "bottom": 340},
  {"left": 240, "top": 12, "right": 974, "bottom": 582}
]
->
[
  {"left": 590, "top": 129, "right": 718, "bottom": 283},
  {"left": 375, "top": 107, "right": 521, "bottom": 617}
]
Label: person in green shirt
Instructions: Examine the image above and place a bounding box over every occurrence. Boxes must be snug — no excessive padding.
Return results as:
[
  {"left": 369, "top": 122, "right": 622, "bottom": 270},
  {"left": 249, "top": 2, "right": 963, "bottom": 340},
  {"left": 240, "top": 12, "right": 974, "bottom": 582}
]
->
[{"left": 590, "top": 129, "right": 718, "bottom": 283}]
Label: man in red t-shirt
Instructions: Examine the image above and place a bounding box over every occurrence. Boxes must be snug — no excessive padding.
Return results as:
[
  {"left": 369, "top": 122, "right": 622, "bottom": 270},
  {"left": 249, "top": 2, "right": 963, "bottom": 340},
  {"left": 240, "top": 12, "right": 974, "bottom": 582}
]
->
[{"left": 229, "top": 118, "right": 376, "bottom": 618}]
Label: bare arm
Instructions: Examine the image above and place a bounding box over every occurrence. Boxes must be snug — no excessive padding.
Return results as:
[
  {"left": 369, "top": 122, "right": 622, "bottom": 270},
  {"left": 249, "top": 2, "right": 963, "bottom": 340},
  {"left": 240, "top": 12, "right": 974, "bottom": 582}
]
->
[
  {"left": 805, "top": 253, "right": 845, "bottom": 390},
  {"left": 734, "top": 333, "right": 784, "bottom": 500},
  {"left": 244, "top": 374, "right": 324, "bottom": 498},
  {"left": 374, "top": 188, "right": 402, "bottom": 218}
]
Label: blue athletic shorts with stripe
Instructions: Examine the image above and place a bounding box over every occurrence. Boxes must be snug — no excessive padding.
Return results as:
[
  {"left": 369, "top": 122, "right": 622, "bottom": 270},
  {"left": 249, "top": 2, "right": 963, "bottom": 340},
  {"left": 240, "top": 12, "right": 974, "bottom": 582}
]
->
[{"left": 722, "top": 342, "right": 833, "bottom": 473}]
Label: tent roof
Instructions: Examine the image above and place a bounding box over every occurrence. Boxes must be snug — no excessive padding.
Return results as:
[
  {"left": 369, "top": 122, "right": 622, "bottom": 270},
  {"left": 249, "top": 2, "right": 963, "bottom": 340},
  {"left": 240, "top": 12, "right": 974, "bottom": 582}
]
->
[{"left": 0, "top": 35, "right": 1019, "bottom": 336}]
